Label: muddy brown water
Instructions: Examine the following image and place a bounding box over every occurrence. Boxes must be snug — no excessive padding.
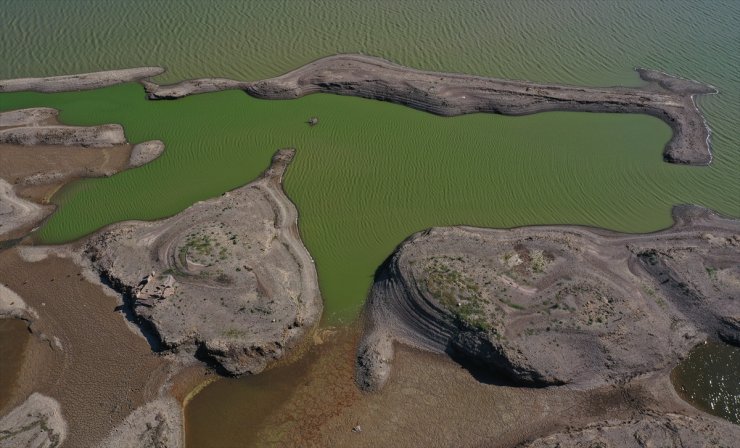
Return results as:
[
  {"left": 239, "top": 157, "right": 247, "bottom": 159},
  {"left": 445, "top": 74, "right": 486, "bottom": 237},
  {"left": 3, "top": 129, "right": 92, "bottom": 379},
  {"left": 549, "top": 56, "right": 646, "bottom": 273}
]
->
[
  {"left": 0, "top": 318, "right": 30, "bottom": 412},
  {"left": 672, "top": 340, "right": 740, "bottom": 424},
  {"left": 185, "top": 326, "right": 362, "bottom": 447}
]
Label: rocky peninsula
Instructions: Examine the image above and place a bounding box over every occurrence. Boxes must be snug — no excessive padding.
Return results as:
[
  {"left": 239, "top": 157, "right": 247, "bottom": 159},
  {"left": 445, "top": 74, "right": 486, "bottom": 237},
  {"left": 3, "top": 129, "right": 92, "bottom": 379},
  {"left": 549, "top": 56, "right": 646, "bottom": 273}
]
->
[
  {"left": 357, "top": 205, "right": 739, "bottom": 392},
  {"left": 78, "top": 149, "right": 321, "bottom": 375},
  {"left": 143, "top": 54, "right": 716, "bottom": 165},
  {"left": 0, "top": 67, "right": 163, "bottom": 93}
]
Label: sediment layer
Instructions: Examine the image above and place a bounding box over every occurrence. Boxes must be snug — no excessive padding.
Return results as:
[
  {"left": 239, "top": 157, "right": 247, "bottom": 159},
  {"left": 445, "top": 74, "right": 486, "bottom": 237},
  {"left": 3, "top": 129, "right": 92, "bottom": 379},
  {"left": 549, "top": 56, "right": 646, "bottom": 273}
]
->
[
  {"left": 79, "top": 149, "right": 322, "bottom": 375},
  {"left": 358, "top": 205, "right": 739, "bottom": 391},
  {"left": 144, "top": 54, "right": 716, "bottom": 165}
]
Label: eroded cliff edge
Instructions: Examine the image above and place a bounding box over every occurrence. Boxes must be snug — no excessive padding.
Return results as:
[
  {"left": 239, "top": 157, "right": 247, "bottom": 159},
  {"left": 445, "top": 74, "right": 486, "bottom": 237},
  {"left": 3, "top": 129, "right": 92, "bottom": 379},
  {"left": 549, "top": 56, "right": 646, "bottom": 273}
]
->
[
  {"left": 357, "top": 205, "right": 739, "bottom": 392},
  {"left": 79, "top": 149, "right": 322, "bottom": 375}
]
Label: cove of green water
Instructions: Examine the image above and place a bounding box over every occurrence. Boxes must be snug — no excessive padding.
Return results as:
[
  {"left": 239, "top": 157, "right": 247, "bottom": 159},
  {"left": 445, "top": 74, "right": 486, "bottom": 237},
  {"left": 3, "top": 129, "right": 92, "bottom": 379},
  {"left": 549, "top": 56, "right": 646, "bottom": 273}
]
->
[{"left": 1, "top": 84, "right": 738, "bottom": 320}]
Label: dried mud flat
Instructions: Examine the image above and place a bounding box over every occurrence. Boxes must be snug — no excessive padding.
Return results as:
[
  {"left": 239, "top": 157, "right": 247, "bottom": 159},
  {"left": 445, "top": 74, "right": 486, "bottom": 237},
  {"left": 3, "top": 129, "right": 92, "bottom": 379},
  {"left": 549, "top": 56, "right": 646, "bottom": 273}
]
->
[{"left": 0, "top": 248, "right": 177, "bottom": 448}]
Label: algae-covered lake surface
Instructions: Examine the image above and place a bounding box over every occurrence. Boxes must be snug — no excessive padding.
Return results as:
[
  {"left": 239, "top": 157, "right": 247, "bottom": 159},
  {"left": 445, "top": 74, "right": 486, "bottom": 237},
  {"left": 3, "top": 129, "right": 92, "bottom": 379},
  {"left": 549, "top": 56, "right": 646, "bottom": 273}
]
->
[{"left": 2, "top": 84, "right": 738, "bottom": 320}]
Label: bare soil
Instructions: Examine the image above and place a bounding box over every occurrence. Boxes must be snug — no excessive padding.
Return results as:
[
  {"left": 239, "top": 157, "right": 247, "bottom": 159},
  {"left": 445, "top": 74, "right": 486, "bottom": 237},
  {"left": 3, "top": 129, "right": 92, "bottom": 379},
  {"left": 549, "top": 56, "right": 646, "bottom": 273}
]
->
[{"left": 0, "top": 248, "right": 171, "bottom": 447}]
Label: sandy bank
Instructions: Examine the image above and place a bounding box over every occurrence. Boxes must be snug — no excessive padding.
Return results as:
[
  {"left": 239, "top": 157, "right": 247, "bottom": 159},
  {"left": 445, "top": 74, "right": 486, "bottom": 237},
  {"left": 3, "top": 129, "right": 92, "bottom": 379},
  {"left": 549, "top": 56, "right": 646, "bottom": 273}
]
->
[
  {"left": 0, "top": 108, "right": 58, "bottom": 128},
  {"left": 0, "top": 107, "right": 161, "bottom": 241},
  {"left": 358, "top": 205, "right": 739, "bottom": 391},
  {"left": 0, "top": 67, "right": 164, "bottom": 93},
  {"left": 0, "top": 124, "right": 126, "bottom": 148},
  {"left": 98, "top": 397, "right": 182, "bottom": 448}
]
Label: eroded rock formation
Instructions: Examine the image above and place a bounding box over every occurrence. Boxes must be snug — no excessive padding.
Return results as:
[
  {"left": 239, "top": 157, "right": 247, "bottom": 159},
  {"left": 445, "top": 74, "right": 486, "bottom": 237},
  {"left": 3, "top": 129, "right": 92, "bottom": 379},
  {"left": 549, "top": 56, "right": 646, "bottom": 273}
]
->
[
  {"left": 81, "top": 149, "right": 322, "bottom": 375},
  {"left": 358, "top": 206, "right": 739, "bottom": 391}
]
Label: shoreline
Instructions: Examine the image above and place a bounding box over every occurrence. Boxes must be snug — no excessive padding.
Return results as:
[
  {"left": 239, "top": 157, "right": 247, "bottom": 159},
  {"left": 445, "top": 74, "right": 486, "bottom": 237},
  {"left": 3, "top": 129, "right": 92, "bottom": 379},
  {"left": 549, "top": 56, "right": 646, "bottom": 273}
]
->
[{"left": 0, "top": 53, "right": 718, "bottom": 165}]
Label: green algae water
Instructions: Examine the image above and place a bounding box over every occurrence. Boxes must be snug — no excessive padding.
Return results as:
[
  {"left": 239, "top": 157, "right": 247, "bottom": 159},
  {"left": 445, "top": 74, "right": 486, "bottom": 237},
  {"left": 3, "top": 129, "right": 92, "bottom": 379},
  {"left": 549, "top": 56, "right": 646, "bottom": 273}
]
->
[
  {"left": 3, "top": 84, "right": 737, "bottom": 321},
  {"left": 2, "top": 0, "right": 739, "bottom": 320}
]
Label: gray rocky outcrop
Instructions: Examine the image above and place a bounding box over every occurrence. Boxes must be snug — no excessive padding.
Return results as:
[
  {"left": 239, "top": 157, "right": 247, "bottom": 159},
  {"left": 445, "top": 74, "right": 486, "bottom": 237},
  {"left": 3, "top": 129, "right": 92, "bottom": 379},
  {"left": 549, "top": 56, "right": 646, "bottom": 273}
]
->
[
  {"left": 520, "top": 413, "right": 740, "bottom": 448},
  {"left": 358, "top": 206, "right": 739, "bottom": 391},
  {"left": 80, "top": 149, "right": 321, "bottom": 375}
]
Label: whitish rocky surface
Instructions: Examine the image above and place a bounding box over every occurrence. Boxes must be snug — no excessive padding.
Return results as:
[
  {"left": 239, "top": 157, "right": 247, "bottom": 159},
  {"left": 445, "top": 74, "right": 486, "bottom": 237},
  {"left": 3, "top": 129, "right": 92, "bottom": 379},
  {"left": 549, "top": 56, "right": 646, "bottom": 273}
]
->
[
  {"left": 0, "top": 178, "right": 47, "bottom": 239},
  {"left": 0, "top": 283, "right": 37, "bottom": 321},
  {"left": 0, "top": 108, "right": 58, "bottom": 128},
  {"left": 0, "top": 393, "right": 67, "bottom": 448},
  {"left": 358, "top": 206, "right": 739, "bottom": 391},
  {"left": 81, "top": 149, "right": 321, "bottom": 375},
  {"left": 128, "top": 140, "right": 165, "bottom": 167}
]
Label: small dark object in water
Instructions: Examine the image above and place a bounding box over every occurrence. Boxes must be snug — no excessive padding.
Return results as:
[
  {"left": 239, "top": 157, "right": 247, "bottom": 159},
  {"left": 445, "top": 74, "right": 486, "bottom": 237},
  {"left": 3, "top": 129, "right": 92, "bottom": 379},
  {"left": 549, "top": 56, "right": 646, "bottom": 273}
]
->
[{"left": 307, "top": 117, "right": 319, "bottom": 126}]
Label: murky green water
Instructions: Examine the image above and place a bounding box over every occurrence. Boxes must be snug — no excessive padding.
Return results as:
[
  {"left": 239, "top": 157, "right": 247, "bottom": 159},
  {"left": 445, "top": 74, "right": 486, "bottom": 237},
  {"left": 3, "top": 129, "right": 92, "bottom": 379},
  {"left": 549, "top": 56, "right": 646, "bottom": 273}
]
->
[
  {"left": 2, "top": 0, "right": 739, "bottom": 320},
  {"left": 672, "top": 341, "right": 740, "bottom": 424}
]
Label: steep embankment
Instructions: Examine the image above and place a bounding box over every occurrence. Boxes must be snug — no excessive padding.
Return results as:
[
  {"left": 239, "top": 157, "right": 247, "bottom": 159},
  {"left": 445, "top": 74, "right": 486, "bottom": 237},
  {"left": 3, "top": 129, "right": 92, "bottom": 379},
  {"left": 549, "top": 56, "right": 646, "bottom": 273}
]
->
[{"left": 358, "top": 205, "right": 739, "bottom": 391}]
